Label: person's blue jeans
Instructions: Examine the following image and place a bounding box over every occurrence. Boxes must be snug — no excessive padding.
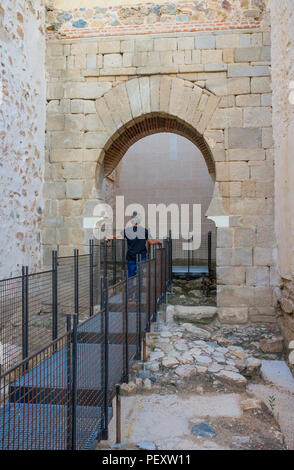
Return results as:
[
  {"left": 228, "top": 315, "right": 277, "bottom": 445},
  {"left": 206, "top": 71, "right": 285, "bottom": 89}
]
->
[{"left": 127, "top": 257, "right": 146, "bottom": 278}]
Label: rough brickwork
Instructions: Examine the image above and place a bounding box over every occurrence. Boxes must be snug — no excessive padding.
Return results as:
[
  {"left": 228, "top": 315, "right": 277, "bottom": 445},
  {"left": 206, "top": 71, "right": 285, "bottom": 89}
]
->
[
  {"left": 46, "top": 0, "right": 266, "bottom": 38},
  {"left": 271, "top": 1, "right": 294, "bottom": 351},
  {"left": 0, "top": 1, "right": 46, "bottom": 278},
  {"left": 45, "top": 14, "right": 277, "bottom": 323}
]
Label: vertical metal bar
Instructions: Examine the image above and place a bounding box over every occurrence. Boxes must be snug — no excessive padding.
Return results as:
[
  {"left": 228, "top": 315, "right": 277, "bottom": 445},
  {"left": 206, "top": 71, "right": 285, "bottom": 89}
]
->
[
  {"left": 188, "top": 236, "right": 190, "bottom": 274},
  {"left": 66, "top": 315, "right": 72, "bottom": 450},
  {"left": 160, "top": 244, "right": 163, "bottom": 302},
  {"left": 52, "top": 251, "right": 58, "bottom": 341},
  {"left": 90, "top": 240, "right": 94, "bottom": 317},
  {"left": 208, "top": 231, "right": 212, "bottom": 277},
  {"left": 136, "top": 254, "right": 142, "bottom": 360},
  {"left": 122, "top": 238, "right": 126, "bottom": 276},
  {"left": 125, "top": 269, "right": 129, "bottom": 383},
  {"left": 147, "top": 252, "right": 151, "bottom": 331},
  {"left": 71, "top": 314, "right": 78, "bottom": 450},
  {"left": 169, "top": 230, "right": 173, "bottom": 285},
  {"left": 115, "top": 385, "right": 121, "bottom": 445},
  {"left": 113, "top": 239, "right": 117, "bottom": 285},
  {"left": 153, "top": 245, "right": 157, "bottom": 322},
  {"left": 104, "top": 240, "right": 108, "bottom": 285},
  {"left": 74, "top": 249, "right": 79, "bottom": 321},
  {"left": 97, "top": 240, "right": 101, "bottom": 307},
  {"left": 100, "top": 276, "right": 104, "bottom": 311},
  {"left": 102, "top": 278, "right": 109, "bottom": 440},
  {"left": 22, "top": 266, "right": 29, "bottom": 360}
]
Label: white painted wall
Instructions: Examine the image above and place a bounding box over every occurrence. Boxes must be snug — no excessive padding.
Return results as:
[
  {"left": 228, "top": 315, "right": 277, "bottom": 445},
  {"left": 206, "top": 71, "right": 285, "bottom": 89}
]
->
[{"left": 0, "top": 1, "right": 46, "bottom": 278}]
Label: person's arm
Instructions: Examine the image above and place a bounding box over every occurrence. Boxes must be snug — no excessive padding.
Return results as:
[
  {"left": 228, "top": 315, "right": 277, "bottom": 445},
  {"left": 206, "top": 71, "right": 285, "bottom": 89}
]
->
[
  {"left": 147, "top": 238, "right": 161, "bottom": 245},
  {"left": 106, "top": 232, "right": 124, "bottom": 242}
]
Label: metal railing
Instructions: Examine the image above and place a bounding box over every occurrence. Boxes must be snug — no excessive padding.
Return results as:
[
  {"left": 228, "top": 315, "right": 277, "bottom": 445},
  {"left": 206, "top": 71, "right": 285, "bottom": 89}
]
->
[{"left": 0, "top": 240, "right": 172, "bottom": 450}]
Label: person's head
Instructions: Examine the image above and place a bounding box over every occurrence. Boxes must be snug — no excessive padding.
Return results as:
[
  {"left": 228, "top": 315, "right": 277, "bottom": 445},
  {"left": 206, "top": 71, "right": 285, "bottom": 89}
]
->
[{"left": 130, "top": 211, "right": 141, "bottom": 226}]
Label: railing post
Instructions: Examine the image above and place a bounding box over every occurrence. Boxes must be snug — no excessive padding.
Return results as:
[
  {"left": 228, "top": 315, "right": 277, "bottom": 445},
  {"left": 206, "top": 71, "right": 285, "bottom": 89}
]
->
[
  {"left": 153, "top": 245, "right": 157, "bottom": 322},
  {"left": 115, "top": 384, "right": 121, "bottom": 445},
  {"left": 169, "top": 230, "right": 173, "bottom": 285},
  {"left": 89, "top": 240, "right": 94, "bottom": 317},
  {"left": 147, "top": 253, "right": 151, "bottom": 331},
  {"left": 66, "top": 314, "right": 72, "bottom": 450},
  {"left": 52, "top": 251, "right": 58, "bottom": 342},
  {"left": 208, "top": 231, "right": 212, "bottom": 277},
  {"left": 124, "top": 269, "right": 129, "bottom": 383},
  {"left": 136, "top": 254, "right": 142, "bottom": 360},
  {"left": 160, "top": 244, "right": 163, "bottom": 302},
  {"left": 74, "top": 249, "right": 79, "bottom": 321},
  {"left": 122, "top": 238, "right": 126, "bottom": 277},
  {"left": 21, "top": 266, "right": 29, "bottom": 360},
  {"left": 102, "top": 278, "right": 109, "bottom": 440},
  {"left": 187, "top": 236, "right": 190, "bottom": 274},
  {"left": 113, "top": 239, "right": 117, "bottom": 285},
  {"left": 71, "top": 314, "right": 78, "bottom": 450},
  {"left": 103, "top": 240, "right": 108, "bottom": 285}
]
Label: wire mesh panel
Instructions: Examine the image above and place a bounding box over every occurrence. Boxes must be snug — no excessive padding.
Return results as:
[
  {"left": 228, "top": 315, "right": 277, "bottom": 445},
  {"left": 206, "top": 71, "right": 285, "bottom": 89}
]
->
[
  {"left": 107, "top": 281, "right": 125, "bottom": 397},
  {"left": 171, "top": 232, "right": 214, "bottom": 276},
  {"left": 126, "top": 273, "right": 138, "bottom": 364},
  {"left": 76, "top": 311, "right": 105, "bottom": 450},
  {"left": 0, "top": 332, "right": 72, "bottom": 450},
  {"left": 56, "top": 257, "right": 75, "bottom": 337},
  {"left": 140, "top": 260, "right": 149, "bottom": 333},
  {"left": 27, "top": 271, "right": 54, "bottom": 359},
  {"left": 78, "top": 254, "right": 91, "bottom": 321},
  {"left": 0, "top": 276, "right": 23, "bottom": 372}
]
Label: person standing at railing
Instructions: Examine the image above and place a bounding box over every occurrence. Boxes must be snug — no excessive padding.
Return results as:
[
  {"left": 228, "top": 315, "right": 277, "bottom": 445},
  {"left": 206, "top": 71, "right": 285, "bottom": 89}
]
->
[{"left": 106, "top": 211, "right": 161, "bottom": 278}]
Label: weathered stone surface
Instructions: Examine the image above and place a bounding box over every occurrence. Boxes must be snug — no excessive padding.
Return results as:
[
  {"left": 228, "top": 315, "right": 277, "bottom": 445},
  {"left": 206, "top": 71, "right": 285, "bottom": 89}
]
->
[
  {"left": 215, "top": 370, "right": 247, "bottom": 389},
  {"left": 65, "top": 82, "right": 112, "bottom": 99},
  {"left": 182, "top": 324, "right": 211, "bottom": 339},
  {"left": 175, "top": 364, "right": 196, "bottom": 377},
  {"left": 173, "top": 306, "right": 217, "bottom": 324},
  {"left": 260, "top": 337, "right": 284, "bottom": 353}
]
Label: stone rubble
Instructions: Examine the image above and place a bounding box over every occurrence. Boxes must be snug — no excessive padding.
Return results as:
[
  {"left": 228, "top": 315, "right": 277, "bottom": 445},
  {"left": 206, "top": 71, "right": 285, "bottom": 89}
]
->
[{"left": 124, "top": 318, "right": 265, "bottom": 395}]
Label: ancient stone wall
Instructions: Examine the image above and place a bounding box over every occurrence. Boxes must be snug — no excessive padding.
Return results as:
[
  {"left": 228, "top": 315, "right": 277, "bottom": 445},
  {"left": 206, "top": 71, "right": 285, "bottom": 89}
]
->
[
  {"left": 45, "top": 14, "right": 276, "bottom": 323},
  {"left": 0, "top": 1, "right": 46, "bottom": 278},
  {"left": 46, "top": 0, "right": 267, "bottom": 39},
  {"left": 271, "top": 0, "right": 294, "bottom": 347}
]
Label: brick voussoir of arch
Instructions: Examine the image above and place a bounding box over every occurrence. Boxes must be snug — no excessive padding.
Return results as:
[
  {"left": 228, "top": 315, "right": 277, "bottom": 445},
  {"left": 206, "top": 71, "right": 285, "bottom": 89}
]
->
[{"left": 95, "top": 76, "right": 219, "bottom": 177}]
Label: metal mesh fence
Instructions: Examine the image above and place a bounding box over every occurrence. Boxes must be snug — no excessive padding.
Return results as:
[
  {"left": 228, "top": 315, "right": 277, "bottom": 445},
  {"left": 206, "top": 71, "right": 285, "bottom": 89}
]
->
[{"left": 0, "top": 240, "right": 172, "bottom": 450}]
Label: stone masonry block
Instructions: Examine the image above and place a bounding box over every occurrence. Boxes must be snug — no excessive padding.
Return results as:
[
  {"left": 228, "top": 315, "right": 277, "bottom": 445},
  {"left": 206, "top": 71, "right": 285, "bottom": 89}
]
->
[
  {"left": 243, "top": 107, "right": 272, "bottom": 127},
  {"left": 228, "top": 128, "right": 262, "bottom": 148},
  {"left": 251, "top": 77, "right": 271, "bottom": 93},
  {"left": 216, "top": 34, "right": 240, "bottom": 49},
  {"left": 217, "top": 267, "right": 246, "bottom": 286},
  {"left": 246, "top": 267, "right": 270, "bottom": 286},
  {"left": 154, "top": 38, "right": 177, "bottom": 51},
  {"left": 104, "top": 54, "right": 122, "bottom": 68},
  {"left": 253, "top": 247, "right": 273, "bottom": 266},
  {"left": 195, "top": 35, "right": 216, "bottom": 49},
  {"left": 217, "top": 228, "right": 233, "bottom": 247},
  {"left": 98, "top": 40, "right": 120, "bottom": 54},
  {"left": 65, "top": 82, "right": 112, "bottom": 99},
  {"left": 234, "top": 47, "right": 262, "bottom": 62},
  {"left": 66, "top": 180, "right": 84, "bottom": 199},
  {"left": 228, "top": 149, "right": 265, "bottom": 161},
  {"left": 236, "top": 94, "right": 260, "bottom": 107},
  {"left": 234, "top": 227, "right": 256, "bottom": 247},
  {"left": 201, "top": 50, "right": 222, "bottom": 64},
  {"left": 177, "top": 37, "right": 194, "bottom": 50},
  {"left": 218, "top": 307, "right": 248, "bottom": 324},
  {"left": 217, "top": 286, "right": 254, "bottom": 307}
]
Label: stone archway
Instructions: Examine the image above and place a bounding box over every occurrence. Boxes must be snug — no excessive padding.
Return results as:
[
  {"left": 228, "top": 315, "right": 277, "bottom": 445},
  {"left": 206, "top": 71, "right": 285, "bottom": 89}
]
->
[
  {"left": 46, "top": 74, "right": 268, "bottom": 324},
  {"left": 92, "top": 76, "right": 220, "bottom": 190}
]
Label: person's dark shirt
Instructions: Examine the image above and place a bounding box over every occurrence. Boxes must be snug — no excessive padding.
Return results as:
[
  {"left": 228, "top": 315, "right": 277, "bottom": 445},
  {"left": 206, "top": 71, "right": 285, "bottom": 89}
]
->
[{"left": 122, "top": 225, "right": 149, "bottom": 261}]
